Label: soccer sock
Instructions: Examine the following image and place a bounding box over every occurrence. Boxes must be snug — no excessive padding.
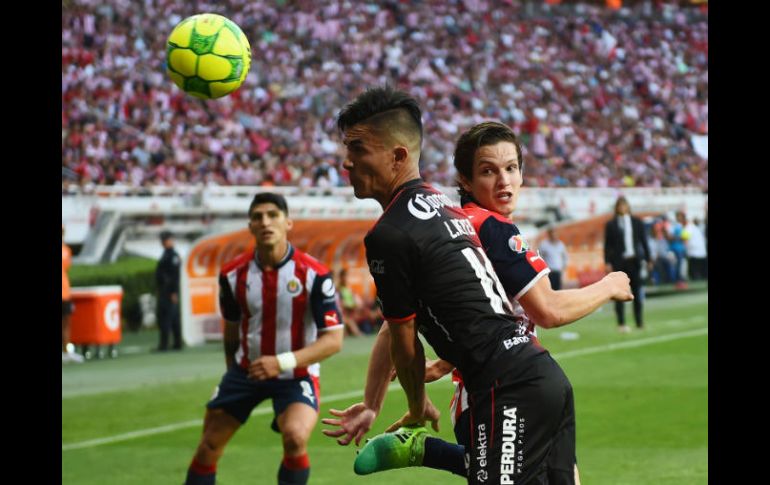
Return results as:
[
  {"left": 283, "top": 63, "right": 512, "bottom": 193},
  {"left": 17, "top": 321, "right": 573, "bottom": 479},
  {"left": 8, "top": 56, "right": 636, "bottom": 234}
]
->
[
  {"left": 422, "top": 437, "right": 467, "bottom": 477},
  {"left": 185, "top": 458, "right": 216, "bottom": 485},
  {"left": 278, "top": 453, "right": 310, "bottom": 485}
]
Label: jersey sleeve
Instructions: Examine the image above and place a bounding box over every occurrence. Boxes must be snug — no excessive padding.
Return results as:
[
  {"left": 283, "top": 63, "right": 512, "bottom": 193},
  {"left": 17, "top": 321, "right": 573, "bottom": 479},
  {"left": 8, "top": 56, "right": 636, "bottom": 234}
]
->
[
  {"left": 478, "top": 217, "right": 550, "bottom": 300},
  {"left": 309, "top": 271, "right": 344, "bottom": 332},
  {"left": 364, "top": 222, "right": 418, "bottom": 323},
  {"left": 218, "top": 273, "right": 241, "bottom": 322}
]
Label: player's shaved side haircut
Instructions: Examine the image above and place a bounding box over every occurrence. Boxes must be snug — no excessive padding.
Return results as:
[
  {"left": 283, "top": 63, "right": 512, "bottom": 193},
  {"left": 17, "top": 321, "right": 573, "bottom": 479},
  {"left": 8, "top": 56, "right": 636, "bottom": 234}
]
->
[{"left": 337, "top": 86, "right": 423, "bottom": 150}]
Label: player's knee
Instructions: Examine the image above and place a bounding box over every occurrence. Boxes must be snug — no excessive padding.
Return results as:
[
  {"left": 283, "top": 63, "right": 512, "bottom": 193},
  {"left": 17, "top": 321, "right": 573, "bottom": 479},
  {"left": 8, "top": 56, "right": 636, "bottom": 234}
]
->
[
  {"left": 197, "top": 434, "right": 226, "bottom": 459},
  {"left": 281, "top": 424, "right": 310, "bottom": 452}
]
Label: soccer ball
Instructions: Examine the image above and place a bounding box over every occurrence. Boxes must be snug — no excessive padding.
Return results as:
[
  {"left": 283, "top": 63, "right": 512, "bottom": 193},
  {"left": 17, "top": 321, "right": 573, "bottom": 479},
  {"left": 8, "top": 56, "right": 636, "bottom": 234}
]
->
[{"left": 166, "top": 13, "right": 251, "bottom": 99}]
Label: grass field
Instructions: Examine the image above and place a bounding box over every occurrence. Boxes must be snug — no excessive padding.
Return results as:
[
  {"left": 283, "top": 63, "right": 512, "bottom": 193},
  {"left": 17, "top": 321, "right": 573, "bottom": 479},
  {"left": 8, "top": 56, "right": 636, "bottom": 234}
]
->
[{"left": 62, "top": 290, "right": 707, "bottom": 484}]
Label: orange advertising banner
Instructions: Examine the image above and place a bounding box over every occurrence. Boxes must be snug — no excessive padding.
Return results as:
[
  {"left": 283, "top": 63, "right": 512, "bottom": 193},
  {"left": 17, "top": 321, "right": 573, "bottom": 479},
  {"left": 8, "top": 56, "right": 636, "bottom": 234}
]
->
[{"left": 181, "top": 220, "right": 377, "bottom": 344}]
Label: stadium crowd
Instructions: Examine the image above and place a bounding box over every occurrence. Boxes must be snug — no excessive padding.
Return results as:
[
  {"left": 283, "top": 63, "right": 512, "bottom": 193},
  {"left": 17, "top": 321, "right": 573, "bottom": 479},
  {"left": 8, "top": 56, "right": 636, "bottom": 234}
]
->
[{"left": 62, "top": 0, "right": 707, "bottom": 193}]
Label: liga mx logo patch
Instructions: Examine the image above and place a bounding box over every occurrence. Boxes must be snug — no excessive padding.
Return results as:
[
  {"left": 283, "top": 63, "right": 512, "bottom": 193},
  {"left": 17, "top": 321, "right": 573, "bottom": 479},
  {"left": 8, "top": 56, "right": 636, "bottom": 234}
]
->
[
  {"left": 286, "top": 277, "right": 303, "bottom": 296},
  {"left": 508, "top": 234, "right": 529, "bottom": 253}
]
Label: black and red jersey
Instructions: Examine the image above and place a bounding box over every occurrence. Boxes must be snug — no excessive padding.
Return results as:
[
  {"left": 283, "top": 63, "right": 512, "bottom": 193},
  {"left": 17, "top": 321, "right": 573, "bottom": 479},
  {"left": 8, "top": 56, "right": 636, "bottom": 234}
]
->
[{"left": 364, "top": 179, "right": 546, "bottom": 392}]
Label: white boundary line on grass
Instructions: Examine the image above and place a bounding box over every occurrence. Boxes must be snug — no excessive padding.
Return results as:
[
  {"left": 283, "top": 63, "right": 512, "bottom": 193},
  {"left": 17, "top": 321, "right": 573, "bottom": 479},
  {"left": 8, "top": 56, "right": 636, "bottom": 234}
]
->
[{"left": 62, "top": 326, "right": 707, "bottom": 452}]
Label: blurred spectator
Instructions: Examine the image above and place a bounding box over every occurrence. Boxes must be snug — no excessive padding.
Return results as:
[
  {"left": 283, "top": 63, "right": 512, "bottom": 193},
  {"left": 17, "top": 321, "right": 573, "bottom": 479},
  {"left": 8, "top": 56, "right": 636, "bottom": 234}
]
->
[
  {"left": 538, "top": 227, "right": 568, "bottom": 290},
  {"left": 669, "top": 211, "right": 689, "bottom": 288},
  {"left": 684, "top": 214, "right": 707, "bottom": 281},
  {"left": 337, "top": 269, "right": 364, "bottom": 337},
  {"left": 650, "top": 215, "right": 676, "bottom": 285},
  {"left": 62, "top": 225, "right": 84, "bottom": 364},
  {"left": 62, "top": 1, "right": 707, "bottom": 192},
  {"left": 356, "top": 299, "right": 385, "bottom": 336}
]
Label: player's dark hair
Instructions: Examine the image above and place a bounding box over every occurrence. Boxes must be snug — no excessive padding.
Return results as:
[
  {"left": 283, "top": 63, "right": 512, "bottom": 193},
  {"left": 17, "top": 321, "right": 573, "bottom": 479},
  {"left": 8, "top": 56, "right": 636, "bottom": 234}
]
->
[
  {"left": 249, "top": 192, "right": 289, "bottom": 217},
  {"left": 337, "top": 86, "right": 423, "bottom": 145},
  {"left": 453, "top": 121, "right": 523, "bottom": 198}
]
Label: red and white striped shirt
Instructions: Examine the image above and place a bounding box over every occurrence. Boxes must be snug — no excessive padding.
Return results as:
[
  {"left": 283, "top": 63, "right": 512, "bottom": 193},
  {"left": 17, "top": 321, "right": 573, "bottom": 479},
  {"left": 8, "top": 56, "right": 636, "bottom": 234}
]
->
[{"left": 219, "top": 244, "right": 343, "bottom": 380}]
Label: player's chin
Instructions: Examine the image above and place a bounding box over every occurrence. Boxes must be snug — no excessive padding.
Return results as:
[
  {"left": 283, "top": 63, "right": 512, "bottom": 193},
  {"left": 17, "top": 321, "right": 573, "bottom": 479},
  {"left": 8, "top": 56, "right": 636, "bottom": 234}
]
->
[{"left": 494, "top": 200, "right": 515, "bottom": 217}]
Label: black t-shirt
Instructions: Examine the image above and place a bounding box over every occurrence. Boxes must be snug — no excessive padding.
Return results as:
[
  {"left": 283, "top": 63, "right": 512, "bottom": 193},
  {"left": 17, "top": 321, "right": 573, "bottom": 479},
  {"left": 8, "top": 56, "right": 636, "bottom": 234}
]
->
[{"left": 365, "top": 179, "right": 546, "bottom": 392}]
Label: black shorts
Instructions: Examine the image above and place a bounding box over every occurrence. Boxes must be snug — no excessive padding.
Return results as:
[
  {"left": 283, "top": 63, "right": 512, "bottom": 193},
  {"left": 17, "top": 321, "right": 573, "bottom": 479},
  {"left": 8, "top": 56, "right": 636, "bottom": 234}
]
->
[
  {"left": 207, "top": 365, "right": 320, "bottom": 429},
  {"left": 62, "top": 300, "right": 73, "bottom": 317},
  {"left": 466, "top": 354, "right": 575, "bottom": 485}
]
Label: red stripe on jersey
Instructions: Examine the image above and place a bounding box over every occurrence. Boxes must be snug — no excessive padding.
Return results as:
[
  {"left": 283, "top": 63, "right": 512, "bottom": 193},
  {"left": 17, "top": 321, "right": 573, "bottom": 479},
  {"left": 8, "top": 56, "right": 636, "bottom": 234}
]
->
[
  {"left": 311, "top": 375, "right": 321, "bottom": 407},
  {"left": 367, "top": 184, "right": 415, "bottom": 236},
  {"left": 525, "top": 250, "right": 548, "bottom": 273},
  {"left": 462, "top": 202, "right": 511, "bottom": 233},
  {"left": 292, "top": 262, "right": 308, "bottom": 379},
  {"left": 469, "top": 394, "right": 475, "bottom": 449},
  {"left": 452, "top": 379, "right": 464, "bottom": 423},
  {"left": 385, "top": 313, "right": 416, "bottom": 324},
  {"left": 293, "top": 250, "right": 329, "bottom": 276},
  {"left": 261, "top": 269, "right": 278, "bottom": 357},
  {"left": 235, "top": 264, "right": 251, "bottom": 369},
  {"left": 490, "top": 386, "right": 495, "bottom": 447}
]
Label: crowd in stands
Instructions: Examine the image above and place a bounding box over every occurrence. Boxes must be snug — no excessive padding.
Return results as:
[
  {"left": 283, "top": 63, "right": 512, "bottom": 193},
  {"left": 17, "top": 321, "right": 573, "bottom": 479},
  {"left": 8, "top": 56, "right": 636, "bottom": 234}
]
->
[
  {"left": 648, "top": 210, "right": 707, "bottom": 287},
  {"left": 62, "top": 0, "right": 707, "bottom": 193}
]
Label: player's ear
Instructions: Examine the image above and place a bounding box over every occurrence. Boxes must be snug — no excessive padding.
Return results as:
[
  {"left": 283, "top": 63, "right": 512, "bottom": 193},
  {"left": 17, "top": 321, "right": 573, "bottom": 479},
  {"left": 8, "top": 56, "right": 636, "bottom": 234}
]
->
[
  {"left": 285, "top": 217, "right": 294, "bottom": 232},
  {"left": 393, "top": 146, "right": 409, "bottom": 170},
  {"left": 458, "top": 174, "right": 472, "bottom": 194}
]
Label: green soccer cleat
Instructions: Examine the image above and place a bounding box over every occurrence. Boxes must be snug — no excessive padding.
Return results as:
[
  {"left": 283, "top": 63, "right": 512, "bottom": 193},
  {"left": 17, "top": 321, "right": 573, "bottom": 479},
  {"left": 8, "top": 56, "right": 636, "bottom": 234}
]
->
[{"left": 354, "top": 426, "right": 429, "bottom": 475}]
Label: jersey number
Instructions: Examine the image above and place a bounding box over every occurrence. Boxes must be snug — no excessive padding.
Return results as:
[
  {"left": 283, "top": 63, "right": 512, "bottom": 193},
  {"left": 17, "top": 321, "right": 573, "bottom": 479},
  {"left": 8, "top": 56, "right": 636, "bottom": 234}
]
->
[{"left": 461, "top": 247, "right": 511, "bottom": 314}]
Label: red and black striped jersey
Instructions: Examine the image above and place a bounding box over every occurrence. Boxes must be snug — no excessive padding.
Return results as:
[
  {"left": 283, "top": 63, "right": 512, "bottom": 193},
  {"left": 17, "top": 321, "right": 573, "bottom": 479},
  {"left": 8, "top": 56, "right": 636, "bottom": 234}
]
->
[{"left": 218, "top": 244, "right": 343, "bottom": 379}]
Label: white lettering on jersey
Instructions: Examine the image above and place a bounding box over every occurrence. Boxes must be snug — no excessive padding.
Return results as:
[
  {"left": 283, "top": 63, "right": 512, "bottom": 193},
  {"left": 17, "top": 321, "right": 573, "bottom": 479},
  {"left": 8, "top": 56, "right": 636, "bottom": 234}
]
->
[
  {"left": 407, "top": 193, "right": 456, "bottom": 220},
  {"left": 444, "top": 218, "right": 477, "bottom": 239},
  {"left": 461, "top": 247, "right": 506, "bottom": 314}
]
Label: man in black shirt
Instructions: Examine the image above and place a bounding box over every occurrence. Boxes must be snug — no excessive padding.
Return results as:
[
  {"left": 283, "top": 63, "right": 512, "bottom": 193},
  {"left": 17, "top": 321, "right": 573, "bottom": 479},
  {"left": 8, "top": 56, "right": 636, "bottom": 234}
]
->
[
  {"left": 322, "top": 87, "right": 576, "bottom": 484},
  {"left": 155, "top": 231, "right": 182, "bottom": 351}
]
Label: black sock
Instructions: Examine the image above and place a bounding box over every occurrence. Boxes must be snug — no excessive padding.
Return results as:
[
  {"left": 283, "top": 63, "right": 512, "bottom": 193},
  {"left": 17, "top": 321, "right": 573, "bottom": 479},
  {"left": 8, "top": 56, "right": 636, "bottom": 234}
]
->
[
  {"left": 278, "top": 454, "right": 310, "bottom": 484},
  {"left": 185, "top": 459, "right": 215, "bottom": 485},
  {"left": 422, "top": 437, "right": 467, "bottom": 477}
]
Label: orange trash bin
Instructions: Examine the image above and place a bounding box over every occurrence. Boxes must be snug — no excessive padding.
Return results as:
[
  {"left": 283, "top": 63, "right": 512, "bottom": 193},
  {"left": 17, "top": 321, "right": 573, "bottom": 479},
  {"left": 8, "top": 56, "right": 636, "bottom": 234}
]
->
[{"left": 70, "top": 286, "right": 123, "bottom": 349}]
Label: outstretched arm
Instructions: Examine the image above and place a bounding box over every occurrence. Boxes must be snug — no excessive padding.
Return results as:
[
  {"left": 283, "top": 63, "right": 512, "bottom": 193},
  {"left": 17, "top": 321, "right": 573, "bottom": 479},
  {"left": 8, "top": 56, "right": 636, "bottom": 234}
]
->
[
  {"left": 519, "top": 271, "right": 633, "bottom": 328},
  {"left": 321, "top": 322, "right": 395, "bottom": 446}
]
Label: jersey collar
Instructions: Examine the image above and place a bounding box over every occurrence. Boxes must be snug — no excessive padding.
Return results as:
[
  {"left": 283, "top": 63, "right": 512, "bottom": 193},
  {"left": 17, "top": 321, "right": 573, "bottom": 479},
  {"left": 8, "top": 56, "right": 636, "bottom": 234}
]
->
[{"left": 254, "top": 243, "right": 294, "bottom": 270}]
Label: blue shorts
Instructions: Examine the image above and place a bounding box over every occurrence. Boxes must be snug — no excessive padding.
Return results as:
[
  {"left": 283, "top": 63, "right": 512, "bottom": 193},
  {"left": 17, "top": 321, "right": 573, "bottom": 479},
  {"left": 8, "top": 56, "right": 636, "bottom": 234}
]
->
[{"left": 207, "top": 365, "right": 320, "bottom": 429}]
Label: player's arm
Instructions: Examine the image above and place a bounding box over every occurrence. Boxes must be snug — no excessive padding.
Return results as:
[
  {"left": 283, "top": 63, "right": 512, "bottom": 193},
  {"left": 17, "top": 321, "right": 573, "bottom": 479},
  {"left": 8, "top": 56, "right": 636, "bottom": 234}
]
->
[
  {"left": 424, "top": 358, "right": 455, "bottom": 383},
  {"left": 224, "top": 320, "right": 239, "bottom": 370},
  {"left": 387, "top": 318, "right": 440, "bottom": 432},
  {"left": 519, "top": 271, "right": 633, "bottom": 328},
  {"left": 291, "top": 327, "right": 344, "bottom": 368},
  {"left": 219, "top": 273, "right": 241, "bottom": 370},
  {"left": 364, "top": 321, "right": 394, "bottom": 415},
  {"left": 320, "top": 320, "right": 394, "bottom": 446}
]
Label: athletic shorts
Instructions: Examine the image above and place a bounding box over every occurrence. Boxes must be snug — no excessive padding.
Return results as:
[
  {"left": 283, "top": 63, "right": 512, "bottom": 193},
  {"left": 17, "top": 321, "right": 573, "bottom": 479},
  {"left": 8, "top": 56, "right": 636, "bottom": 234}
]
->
[
  {"left": 454, "top": 407, "right": 471, "bottom": 449},
  {"left": 466, "top": 354, "right": 576, "bottom": 485},
  {"left": 62, "top": 300, "right": 73, "bottom": 317},
  {"left": 207, "top": 365, "right": 320, "bottom": 430}
]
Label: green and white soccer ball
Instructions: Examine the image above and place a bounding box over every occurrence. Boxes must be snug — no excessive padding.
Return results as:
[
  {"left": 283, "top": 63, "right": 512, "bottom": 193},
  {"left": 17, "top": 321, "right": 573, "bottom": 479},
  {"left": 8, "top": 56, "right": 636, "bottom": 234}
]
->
[{"left": 166, "top": 13, "right": 251, "bottom": 99}]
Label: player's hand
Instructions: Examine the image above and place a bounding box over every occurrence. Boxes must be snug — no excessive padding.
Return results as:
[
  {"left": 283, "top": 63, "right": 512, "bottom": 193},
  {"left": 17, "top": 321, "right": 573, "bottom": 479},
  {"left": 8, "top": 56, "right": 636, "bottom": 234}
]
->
[
  {"left": 604, "top": 271, "right": 633, "bottom": 301},
  {"left": 384, "top": 397, "right": 440, "bottom": 433},
  {"left": 321, "top": 403, "right": 377, "bottom": 446},
  {"left": 248, "top": 356, "right": 281, "bottom": 380},
  {"left": 170, "top": 293, "right": 179, "bottom": 305},
  {"left": 424, "top": 359, "right": 453, "bottom": 383}
]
